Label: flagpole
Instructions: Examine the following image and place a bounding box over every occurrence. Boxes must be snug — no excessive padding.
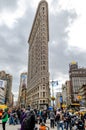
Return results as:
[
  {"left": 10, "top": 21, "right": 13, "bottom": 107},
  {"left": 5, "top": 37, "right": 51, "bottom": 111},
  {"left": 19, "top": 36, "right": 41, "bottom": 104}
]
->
[
  {"left": 51, "top": 80, "right": 58, "bottom": 111},
  {"left": 51, "top": 80, "right": 54, "bottom": 111}
]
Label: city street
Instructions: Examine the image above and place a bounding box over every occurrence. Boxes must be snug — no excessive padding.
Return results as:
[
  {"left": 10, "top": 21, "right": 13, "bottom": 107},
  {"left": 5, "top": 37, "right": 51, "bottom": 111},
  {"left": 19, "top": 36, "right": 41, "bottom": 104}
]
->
[
  {"left": 1, "top": 119, "right": 86, "bottom": 130},
  {"left": 0, "top": 123, "right": 20, "bottom": 130},
  {"left": 0, "top": 119, "right": 57, "bottom": 130}
]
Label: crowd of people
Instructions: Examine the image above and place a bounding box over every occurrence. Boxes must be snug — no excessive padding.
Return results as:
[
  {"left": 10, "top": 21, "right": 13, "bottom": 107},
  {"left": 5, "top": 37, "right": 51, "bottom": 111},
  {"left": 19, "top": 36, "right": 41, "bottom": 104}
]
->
[
  {"left": 1, "top": 106, "right": 86, "bottom": 130},
  {"left": 50, "top": 108, "right": 86, "bottom": 130}
]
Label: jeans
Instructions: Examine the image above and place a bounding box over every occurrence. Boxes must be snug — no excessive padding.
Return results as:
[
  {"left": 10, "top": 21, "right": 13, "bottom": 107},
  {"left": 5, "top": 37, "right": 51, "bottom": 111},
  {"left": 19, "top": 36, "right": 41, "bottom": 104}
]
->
[
  {"left": 66, "top": 121, "right": 72, "bottom": 130},
  {"left": 57, "top": 121, "right": 64, "bottom": 130},
  {"left": 50, "top": 119, "right": 54, "bottom": 128},
  {"left": 9, "top": 116, "right": 16, "bottom": 125}
]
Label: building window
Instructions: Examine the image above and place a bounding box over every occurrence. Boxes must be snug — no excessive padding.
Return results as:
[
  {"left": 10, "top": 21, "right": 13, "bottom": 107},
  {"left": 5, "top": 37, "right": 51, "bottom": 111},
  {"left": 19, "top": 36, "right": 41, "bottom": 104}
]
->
[
  {"left": 42, "top": 50, "right": 45, "bottom": 53},
  {"left": 43, "top": 100, "right": 45, "bottom": 103},
  {"left": 43, "top": 7, "right": 45, "bottom": 10},
  {"left": 43, "top": 66, "right": 45, "bottom": 70},
  {"left": 40, "top": 100, "right": 42, "bottom": 103},
  {"left": 43, "top": 92, "right": 45, "bottom": 97},
  {"left": 41, "top": 92, "right": 42, "bottom": 97},
  {"left": 43, "top": 61, "right": 45, "bottom": 64},
  {"left": 43, "top": 78, "right": 45, "bottom": 82}
]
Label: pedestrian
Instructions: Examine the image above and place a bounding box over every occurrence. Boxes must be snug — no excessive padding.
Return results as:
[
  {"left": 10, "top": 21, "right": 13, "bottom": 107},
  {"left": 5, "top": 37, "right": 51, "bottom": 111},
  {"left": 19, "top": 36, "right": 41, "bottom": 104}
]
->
[
  {"left": 55, "top": 110, "right": 60, "bottom": 126},
  {"left": 64, "top": 111, "right": 72, "bottom": 130},
  {"left": 50, "top": 110, "right": 55, "bottom": 128},
  {"left": 9, "top": 111, "right": 15, "bottom": 125},
  {"left": 39, "top": 122, "right": 47, "bottom": 130},
  {"left": 77, "top": 118, "right": 84, "bottom": 130},
  {"left": 20, "top": 108, "right": 29, "bottom": 130},
  {"left": 20, "top": 108, "right": 26, "bottom": 124},
  {"left": 16, "top": 107, "right": 21, "bottom": 123},
  {"left": 21, "top": 109, "right": 35, "bottom": 130},
  {"left": 57, "top": 111, "right": 64, "bottom": 130},
  {"left": 42, "top": 110, "right": 47, "bottom": 123},
  {"left": 2, "top": 108, "right": 8, "bottom": 130}
]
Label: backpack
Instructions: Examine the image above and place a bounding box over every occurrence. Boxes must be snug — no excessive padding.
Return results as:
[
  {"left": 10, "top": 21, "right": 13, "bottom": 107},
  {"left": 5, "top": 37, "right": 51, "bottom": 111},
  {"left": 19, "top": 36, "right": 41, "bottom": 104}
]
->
[
  {"left": 68, "top": 114, "right": 71, "bottom": 121},
  {"left": 55, "top": 114, "right": 60, "bottom": 121},
  {"left": 23, "top": 113, "right": 32, "bottom": 130},
  {"left": 39, "top": 125, "right": 46, "bottom": 130},
  {"left": 78, "top": 120, "right": 84, "bottom": 129}
]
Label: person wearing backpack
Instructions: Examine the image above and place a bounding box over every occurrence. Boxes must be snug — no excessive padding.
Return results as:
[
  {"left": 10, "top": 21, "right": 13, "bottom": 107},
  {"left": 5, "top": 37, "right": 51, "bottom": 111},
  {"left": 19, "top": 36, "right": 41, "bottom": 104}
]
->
[
  {"left": 50, "top": 110, "right": 55, "bottom": 128},
  {"left": 55, "top": 110, "right": 60, "bottom": 122},
  {"left": 57, "top": 111, "right": 64, "bottom": 130},
  {"left": 65, "top": 112, "right": 72, "bottom": 130},
  {"left": 77, "top": 118, "right": 84, "bottom": 130},
  {"left": 20, "top": 108, "right": 27, "bottom": 124},
  {"left": 39, "top": 122, "right": 47, "bottom": 130},
  {"left": 21, "top": 109, "right": 36, "bottom": 130},
  {"left": 2, "top": 108, "right": 8, "bottom": 130}
]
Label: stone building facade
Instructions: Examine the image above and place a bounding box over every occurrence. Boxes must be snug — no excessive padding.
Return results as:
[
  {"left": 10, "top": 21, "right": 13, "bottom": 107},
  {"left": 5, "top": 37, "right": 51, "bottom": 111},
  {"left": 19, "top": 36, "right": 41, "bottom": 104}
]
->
[
  {"left": 62, "top": 81, "right": 71, "bottom": 105},
  {"left": 18, "top": 72, "right": 27, "bottom": 108},
  {"left": 78, "top": 84, "right": 86, "bottom": 106},
  {"left": 69, "top": 62, "right": 86, "bottom": 102},
  {"left": 27, "top": 0, "right": 50, "bottom": 109},
  {"left": 0, "top": 71, "right": 12, "bottom": 106},
  {"left": 0, "top": 87, "right": 5, "bottom": 104}
]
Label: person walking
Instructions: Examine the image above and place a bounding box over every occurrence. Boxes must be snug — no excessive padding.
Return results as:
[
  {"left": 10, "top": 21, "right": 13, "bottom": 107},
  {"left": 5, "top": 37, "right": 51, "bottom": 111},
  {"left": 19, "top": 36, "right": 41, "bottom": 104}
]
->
[
  {"left": 2, "top": 108, "right": 8, "bottom": 130},
  {"left": 65, "top": 112, "right": 72, "bottom": 130},
  {"left": 20, "top": 108, "right": 29, "bottom": 130},
  {"left": 42, "top": 110, "right": 47, "bottom": 123},
  {"left": 57, "top": 111, "right": 64, "bottom": 130},
  {"left": 20, "top": 108, "right": 26, "bottom": 124},
  {"left": 21, "top": 109, "right": 36, "bottom": 130},
  {"left": 50, "top": 110, "right": 55, "bottom": 128}
]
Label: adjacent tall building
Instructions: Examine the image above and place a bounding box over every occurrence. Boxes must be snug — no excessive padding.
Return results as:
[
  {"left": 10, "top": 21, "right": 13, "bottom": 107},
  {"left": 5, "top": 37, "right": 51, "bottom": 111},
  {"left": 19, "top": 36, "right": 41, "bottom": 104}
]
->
[
  {"left": 0, "top": 71, "right": 13, "bottom": 106},
  {"left": 78, "top": 84, "right": 86, "bottom": 106},
  {"left": 69, "top": 62, "right": 86, "bottom": 102},
  {"left": 62, "top": 81, "right": 71, "bottom": 105},
  {"left": 18, "top": 72, "right": 27, "bottom": 108},
  {"left": 27, "top": 0, "right": 50, "bottom": 109}
]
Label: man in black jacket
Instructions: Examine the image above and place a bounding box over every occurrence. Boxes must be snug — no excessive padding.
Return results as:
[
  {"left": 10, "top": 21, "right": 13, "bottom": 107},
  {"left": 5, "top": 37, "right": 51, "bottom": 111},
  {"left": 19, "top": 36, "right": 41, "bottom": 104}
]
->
[{"left": 23, "top": 109, "right": 36, "bottom": 130}]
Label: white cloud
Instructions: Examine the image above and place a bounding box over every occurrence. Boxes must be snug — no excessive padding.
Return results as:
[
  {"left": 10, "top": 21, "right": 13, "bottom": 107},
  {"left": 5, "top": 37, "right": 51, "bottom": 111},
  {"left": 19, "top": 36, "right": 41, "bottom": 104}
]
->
[
  {"left": 0, "top": 0, "right": 26, "bottom": 28},
  {"left": 0, "top": 0, "right": 86, "bottom": 101},
  {"left": 68, "top": 16, "right": 86, "bottom": 50},
  {"left": 58, "top": 0, "right": 86, "bottom": 50}
]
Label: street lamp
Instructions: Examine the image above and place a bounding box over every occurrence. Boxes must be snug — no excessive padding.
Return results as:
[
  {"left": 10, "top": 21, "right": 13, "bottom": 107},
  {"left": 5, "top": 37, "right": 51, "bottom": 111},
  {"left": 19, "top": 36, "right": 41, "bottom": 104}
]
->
[
  {"left": 51, "top": 96, "right": 55, "bottom": 110},
  {"left": 51, "top": 80, "right": 58, "bottom": 110}
]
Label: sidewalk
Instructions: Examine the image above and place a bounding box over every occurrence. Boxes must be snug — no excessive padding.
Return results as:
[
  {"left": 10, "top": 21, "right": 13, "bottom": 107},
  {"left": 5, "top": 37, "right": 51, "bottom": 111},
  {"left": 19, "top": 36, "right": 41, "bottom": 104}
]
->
[
  {"left": 0, "top": 119, "right": 2, "bottom": 124},
  {"left": 37, "top": 119, "right": 57, "bottom": 130},
  {"left": 0, "top": 119, "right": 57, "bottom": 130}
]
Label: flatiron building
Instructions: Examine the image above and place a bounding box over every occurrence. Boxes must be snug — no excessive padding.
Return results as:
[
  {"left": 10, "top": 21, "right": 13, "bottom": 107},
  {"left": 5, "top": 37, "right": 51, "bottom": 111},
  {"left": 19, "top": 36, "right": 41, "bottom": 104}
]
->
[{"left": 27, "top": 0, "right": 50, "bottom": 109}]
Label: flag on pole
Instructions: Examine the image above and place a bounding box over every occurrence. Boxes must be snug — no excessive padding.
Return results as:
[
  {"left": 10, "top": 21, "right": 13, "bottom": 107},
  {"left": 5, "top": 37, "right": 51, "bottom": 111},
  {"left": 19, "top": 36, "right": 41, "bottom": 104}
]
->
[{"left": 52, "top": 81, "right": 58, "bottom": 87}]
